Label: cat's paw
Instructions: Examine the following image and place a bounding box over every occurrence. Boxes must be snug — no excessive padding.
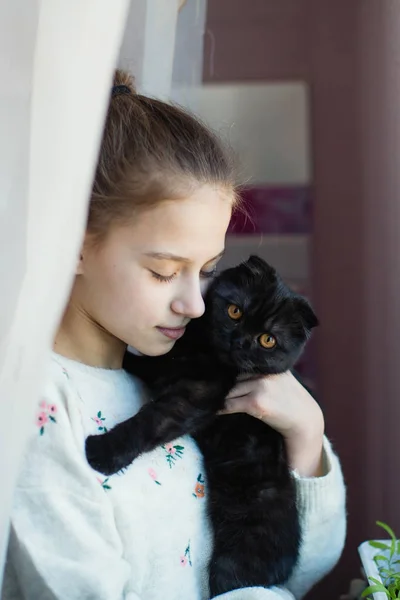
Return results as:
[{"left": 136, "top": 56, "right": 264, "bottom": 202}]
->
[{"left": 85, "top": 433, "right": 130, "bottom": 476}]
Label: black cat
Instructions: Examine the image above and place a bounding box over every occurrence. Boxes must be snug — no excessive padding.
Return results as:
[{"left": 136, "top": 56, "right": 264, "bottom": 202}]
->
[{"left": 85, "top": 255, "right": 318, "bottom": 597}]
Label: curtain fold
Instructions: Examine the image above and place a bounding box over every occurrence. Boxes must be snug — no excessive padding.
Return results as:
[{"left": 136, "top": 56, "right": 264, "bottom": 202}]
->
[
  {"left": 0, "top": 0, "right": 207, "bottom": 585},
  {"left": 0, "top": 0, "right": 130, "bottom": 584}
]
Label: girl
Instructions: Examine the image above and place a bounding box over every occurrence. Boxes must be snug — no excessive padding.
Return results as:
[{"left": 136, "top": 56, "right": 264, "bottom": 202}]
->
[{"left": 2, "top": 71, "right": 346, "bottom": 600}]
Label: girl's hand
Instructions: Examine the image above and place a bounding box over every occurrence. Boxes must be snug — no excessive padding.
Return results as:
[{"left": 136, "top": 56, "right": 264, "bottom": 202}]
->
[{"left": 221, "top": 371, "right": 325, "bottom": 477}]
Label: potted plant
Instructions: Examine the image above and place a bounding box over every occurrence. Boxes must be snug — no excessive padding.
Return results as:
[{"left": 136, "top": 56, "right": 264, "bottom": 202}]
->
[{"left": 358, "top": 522, "right": 400, "bottom": 599}]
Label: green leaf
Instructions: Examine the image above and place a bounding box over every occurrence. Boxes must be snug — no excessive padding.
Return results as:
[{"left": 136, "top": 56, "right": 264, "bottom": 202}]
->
[
  {"left": 97, "top": 411, "right": 101, "bottom": 418},
  {"left": 388, "top": 582, "right": 400, "bottom": 598},
  {"left": 362, "top": 584, "right": 390, "bottom": 598},
  {"left": 375, "top": 555, "right": 390, "bottom": 563},
  {"left": 49, "top": 415, "right": 56, "bottom": 423},
  {"left": 392, "top": 539, "right": 397, "bottom": 559},
  {"left": 103, "top": 484, "right": 111, "bottom": 490},
  {"left": 369, "top": 577, "right": 384, "bottom": 585},
  {"left": 370, "top": 541, "right": 391, "bottom": 550},
  {"left": 378, "top": 521, "right": 397, "bottom": 541},
  {"left": 174, "top": 445, "right": 184, "bottom": 451},
  {"left": 379, "top": 567, "right": 394, "bottom": 576},
  {"left": 40, "top": 426, "right": 44, "bottom": 436}
]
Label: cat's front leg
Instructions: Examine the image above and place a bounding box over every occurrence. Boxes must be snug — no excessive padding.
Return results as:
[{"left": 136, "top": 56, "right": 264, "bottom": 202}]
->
[
  {"left": 85, "top": 376, "right": 231, "bottom": 475},
  {"left": 85, "top": 422, "right": 140, "bottom": 475}
]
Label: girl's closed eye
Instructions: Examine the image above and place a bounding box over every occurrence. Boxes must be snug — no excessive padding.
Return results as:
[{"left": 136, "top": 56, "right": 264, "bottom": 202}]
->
[
  {"left": 200, "top": 267, "right": 217, "bottom": 279},
  {"left": 150, "top": 267, "right": 217, "bottom": 283},
  {"left": 150, "top": 270, "right": 177, "bottom": 283}
]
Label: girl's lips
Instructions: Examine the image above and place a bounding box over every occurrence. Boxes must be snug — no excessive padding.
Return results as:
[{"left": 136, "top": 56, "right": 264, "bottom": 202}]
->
[{"left": 156, "top": 326, "right": 186, "bottom": 340}]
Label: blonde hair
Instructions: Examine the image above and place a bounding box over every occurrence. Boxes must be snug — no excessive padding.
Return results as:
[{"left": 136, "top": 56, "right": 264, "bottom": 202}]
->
[{"left": 88, "top": 70, "right": 238, "bottom": 241}]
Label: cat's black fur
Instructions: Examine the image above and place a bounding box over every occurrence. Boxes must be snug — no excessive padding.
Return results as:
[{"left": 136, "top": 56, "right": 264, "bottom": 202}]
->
[{"left": 85, "top": 255, "right": 318, "bottom": 597}]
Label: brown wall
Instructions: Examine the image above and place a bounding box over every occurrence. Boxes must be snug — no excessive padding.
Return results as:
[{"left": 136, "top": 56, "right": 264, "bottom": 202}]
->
[
  {"left": 204, "top": 1, "right": 400, "bottom": 598},
  {"left": 204, "top": 0, "right": 311, "bottom": 82}
]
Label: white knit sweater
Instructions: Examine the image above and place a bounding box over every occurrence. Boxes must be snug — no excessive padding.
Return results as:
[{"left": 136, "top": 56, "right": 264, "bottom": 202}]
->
[{"left": 2, "top": 353, "right": 346, "bottom": 600}]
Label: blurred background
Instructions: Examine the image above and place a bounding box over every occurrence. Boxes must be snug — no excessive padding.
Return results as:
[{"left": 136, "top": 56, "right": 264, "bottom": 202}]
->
[
  {"left": 2, "top": 1, "right": 400, "bottom": 598},
  {"left": 169, "top": 1, "right": 400, "bottom": 598}
]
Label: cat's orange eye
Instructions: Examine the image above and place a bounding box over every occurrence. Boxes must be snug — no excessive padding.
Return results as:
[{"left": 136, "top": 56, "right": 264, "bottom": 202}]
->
[
  {"left": 259, "top": 334, "right": 276, "bottom": 349},
  {"left": 227, "top": 304, "right": 243, "bottom": 320}
]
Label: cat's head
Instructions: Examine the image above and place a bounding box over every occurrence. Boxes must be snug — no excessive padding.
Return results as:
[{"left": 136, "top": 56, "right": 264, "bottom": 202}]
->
[{"left": 204, "top": 255, "right": 318, "bottom": 374}]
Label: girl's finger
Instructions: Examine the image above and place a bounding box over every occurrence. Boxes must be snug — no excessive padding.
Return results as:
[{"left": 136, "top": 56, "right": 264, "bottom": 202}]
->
[
  {"left": 219, "top": 396, "right": 252, "bottom": 415},
  {"left": 225, "top": 380, "right": 258, "bottom": 400}
]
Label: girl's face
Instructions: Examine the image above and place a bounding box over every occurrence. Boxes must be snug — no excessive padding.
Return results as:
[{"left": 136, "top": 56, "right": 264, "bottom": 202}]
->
[{"left": 74, "top": 185, "right": 233, "bottom": 357}]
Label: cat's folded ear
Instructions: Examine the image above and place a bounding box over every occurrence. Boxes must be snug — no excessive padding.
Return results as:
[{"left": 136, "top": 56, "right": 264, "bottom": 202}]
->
[
  {"left": 246, "top": 255, "right": 275, "bottom": 275},
  {"left": 298, "top": 299, "right": 319, "bottom": 331}
]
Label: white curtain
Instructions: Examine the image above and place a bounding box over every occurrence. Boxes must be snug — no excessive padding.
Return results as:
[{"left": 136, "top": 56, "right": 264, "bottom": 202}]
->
[
  {"left": 171, "top": 0, "right": 207, "bottom": 110},
  {"left": 118, "top": 0, "right": 207, "bottom": 103},
  {"left": 0, "top": 0, "right": 206, "bottom": 587},
  {"left": 0, "top": 0, "right": 131, "bottom": 584}
]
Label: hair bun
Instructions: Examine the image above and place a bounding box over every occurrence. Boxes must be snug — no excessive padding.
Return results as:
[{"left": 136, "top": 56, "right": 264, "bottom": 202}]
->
[
  {"left": 112, "top": 84, "right": 132, "bottom": 97},
  {"left": 112, "top": 69, "right": 137, "bottom": 96}
]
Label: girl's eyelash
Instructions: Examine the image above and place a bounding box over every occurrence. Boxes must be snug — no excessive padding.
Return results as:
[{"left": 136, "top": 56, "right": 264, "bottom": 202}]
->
[
  {"left": 150, "top": 271, "right": 177, "bottom": 283},
  {"left": 150, "top": 267, "right": 217, "bottom": 283},
  {"left": 200, "top": 268, "right": 217, "bottom": 279}
]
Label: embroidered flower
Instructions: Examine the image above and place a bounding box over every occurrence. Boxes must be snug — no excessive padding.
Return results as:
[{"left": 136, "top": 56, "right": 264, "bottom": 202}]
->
[
  {"left": 36, "top": 400, "right": 57, "bottom": 435},
  {"left": 36, "top": 412, "right": 48, "bottom": 428},
  {"left": 165, "top": 443, "right": 176, "bottom": 455},
  {"left": 97, "top": 477, "right": 112, "bottom": 491},
  {"left": 91, "top": 411, "right": 107, "bottom": 432},
  {"left": 148, "top": 468, "right": 162, "bottom": 485},
  {"left": 163, "top": 443, "right": 184, "bottom": 468},
  {"left": 180, "top": 541, "right": 192, "bottom": 567},
  {"left": 192, "top": 473, "right": 205, "bottom": 498}
]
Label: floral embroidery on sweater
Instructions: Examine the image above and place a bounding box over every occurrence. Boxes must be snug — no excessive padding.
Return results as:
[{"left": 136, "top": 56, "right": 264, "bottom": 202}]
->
[
  {"left": 36, "top": 399, "right": 57, "bottom": 436},
  {"left": 91, "top": 410, "right": 108, "bottom": 432},
  {"left": 180, "top": 540, "right": 192, "bottom": 567},
  {"left": 97, "top": 476, "right": 112, "bottom": 491},
  {"left": 148, "top": 468, "right": 162, "bottom": 485},
  {"left": 163, "top": 442, "right": 185, "bottom": 468},
  {"left": 192, "top": 473, "right": 205, "bottom": 498}
]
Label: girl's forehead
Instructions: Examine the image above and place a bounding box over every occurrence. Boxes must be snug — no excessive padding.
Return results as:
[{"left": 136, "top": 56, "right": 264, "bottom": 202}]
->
[{"left": 108, "top": 187, "right": 232, "bottom": 258}]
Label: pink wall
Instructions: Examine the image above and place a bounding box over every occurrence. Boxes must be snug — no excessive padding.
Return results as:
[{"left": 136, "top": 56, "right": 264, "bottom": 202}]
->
[
  {"left": 359, "top": 0, "right": 400, "bottom": 534},
  {"left": 204, "top": 1, "right": 400, "bottom": 598},
  {"left": 308, "top": 3, "right": 368, "bottom": 596},
  {"left": 204, "top": 0, "right": 311, "bottom": 82}
]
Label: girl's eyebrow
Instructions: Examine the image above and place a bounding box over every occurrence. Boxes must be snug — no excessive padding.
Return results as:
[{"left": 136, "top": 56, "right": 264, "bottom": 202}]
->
[{"left": 143, "top": 250, "right": 225, "bottom": 264}]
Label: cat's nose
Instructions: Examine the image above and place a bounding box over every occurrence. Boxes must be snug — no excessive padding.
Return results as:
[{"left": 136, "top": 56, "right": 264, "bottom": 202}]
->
[{"left": 232, "top": 339, "right": 244, "bottom": 350}]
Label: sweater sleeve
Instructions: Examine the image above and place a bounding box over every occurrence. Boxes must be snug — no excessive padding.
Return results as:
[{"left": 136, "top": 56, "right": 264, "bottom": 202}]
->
[
  {"left": 286, "top": 435, "right": 347, "bottom": 599},
  {"left": 213, "top": 587, "right": 295, "bottom": 600},
  {"left": 3, "top": 373, "right": 140, "bottom": 600}
]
